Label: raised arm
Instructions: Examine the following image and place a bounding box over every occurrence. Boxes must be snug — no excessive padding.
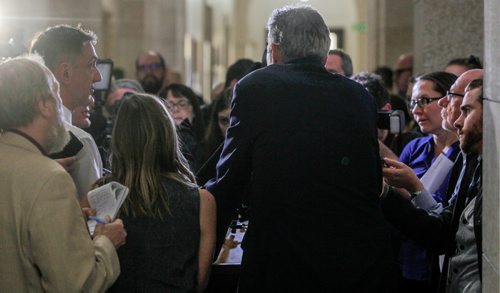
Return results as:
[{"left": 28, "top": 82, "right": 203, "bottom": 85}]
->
[
  {"left": 197, "top": 189, "right": 216, "bottom": 292},
  {"left": 383, "top": 157, "right": 444, "bottom": 213}
]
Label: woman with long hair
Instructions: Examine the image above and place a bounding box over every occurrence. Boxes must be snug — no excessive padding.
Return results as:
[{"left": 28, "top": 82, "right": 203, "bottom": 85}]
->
[
  {"left": 101, "top": 93, "right": 215, "bottom": 292},
  {"left": 197, "top": 88, "right": 232, "bottom": 185}
]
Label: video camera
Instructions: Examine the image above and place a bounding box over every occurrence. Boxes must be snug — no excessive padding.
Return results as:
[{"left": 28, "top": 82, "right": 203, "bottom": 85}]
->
[{"left": 377, "top": 110, "right": 405, "bottom": 134}]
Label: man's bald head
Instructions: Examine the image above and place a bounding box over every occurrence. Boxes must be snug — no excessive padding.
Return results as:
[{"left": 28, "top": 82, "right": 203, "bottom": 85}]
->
[
  {"left": 394, "top": 53, "right": 413, "bottom": 96},
  {"left": 437, "top": 69, "right": 483, "bottom": 132},
  {"left": 451, "top": 69, "right": 483, "bottom": 94}
]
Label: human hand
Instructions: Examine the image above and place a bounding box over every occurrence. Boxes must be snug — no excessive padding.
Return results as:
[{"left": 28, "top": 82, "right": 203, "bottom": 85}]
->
[
  {"left": 55, "top": 156, "right": 78, "bottom": 172},
  {"left": 378, "top": 140, "right": 399, "bottom": 160},
  {"left": 82, "top": 207, "right": 96, "bottom": 221},
  {"left": 94, "top": 216, "right": 127, "bottom": 249},
  {"left": 382, "top": 158, "right": 424, "bottom": 193}
]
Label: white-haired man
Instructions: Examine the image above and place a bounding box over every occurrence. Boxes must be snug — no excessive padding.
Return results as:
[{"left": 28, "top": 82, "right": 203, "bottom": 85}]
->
[
  {"left": 0, "top": 56, "right": 126, "bottom": 291},
  {"left": 206, "top": 5, "right": 396, "bottom": 292}
]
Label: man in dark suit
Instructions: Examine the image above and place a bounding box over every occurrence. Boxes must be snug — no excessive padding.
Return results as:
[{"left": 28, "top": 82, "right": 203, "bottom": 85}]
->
[{"left": 205, "top": 5, "right": 396, "bottom": 292}]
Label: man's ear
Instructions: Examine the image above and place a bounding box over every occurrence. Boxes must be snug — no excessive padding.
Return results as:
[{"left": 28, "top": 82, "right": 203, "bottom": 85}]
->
[
  {"left": 52, "top": 62, "right": 72, "bottom": 85},
  {"left": 38, "top": 99, "right": 55, "bottom": 119},
  {"left": 271, "top": 43, "right": 282, "bottom": 64},
  {"left": 382, "top": 103, "right": 392, "bottom": 111}
]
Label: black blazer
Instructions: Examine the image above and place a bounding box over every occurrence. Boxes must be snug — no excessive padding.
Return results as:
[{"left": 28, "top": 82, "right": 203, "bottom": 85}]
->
[{"left": 206, "top": 57, "right": 397, "bottom": 292}]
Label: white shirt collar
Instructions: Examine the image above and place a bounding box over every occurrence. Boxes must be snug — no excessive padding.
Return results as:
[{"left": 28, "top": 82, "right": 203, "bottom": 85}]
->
[{"left": 62, "top": 105, "right": 72, "bottom": 124}]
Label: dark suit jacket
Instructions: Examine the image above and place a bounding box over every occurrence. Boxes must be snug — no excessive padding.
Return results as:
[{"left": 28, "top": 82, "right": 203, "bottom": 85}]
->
[
  {"left": 205, "top": 57, "right": 396, "bottom": 292},
  {"left": 381, "top": 154, "right": 482, "bottom": 293}
]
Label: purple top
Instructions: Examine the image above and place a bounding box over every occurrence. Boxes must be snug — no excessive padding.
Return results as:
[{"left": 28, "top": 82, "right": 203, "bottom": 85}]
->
[{"left": 400, "top": 136, "right": 460, "bottom": 203}]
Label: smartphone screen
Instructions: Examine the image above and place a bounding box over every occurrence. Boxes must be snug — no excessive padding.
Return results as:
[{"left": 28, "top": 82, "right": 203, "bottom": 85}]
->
[{"left": 93, "top": 59, "right": 113, "bottom": 91}]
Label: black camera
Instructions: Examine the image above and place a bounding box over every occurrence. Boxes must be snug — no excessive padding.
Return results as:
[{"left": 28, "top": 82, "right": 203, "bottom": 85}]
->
[{"left": 377, "top": 110, "right": 405, "bottom": 134}]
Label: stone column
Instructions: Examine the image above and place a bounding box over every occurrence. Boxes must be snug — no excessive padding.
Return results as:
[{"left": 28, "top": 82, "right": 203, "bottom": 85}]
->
[
  {"left": 483, "top": 0, "right": 500, "bottom": 291},
  {"left": 366, "top": 0, "right": 413, "bottom": 70},
  {"left": 413, "top": 0, "right": 483, "bottom": 73}
]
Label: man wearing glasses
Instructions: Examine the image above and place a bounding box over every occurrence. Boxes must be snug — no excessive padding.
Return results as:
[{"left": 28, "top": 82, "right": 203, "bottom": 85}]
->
[
  {"left": 381, "top": 78, "right": 485, "bottom": 292},
  {"left": 394, "top": 53, "right": 414, "bottom": 97},
  {"left": 387, "top": 72, "right": 460, "bottom": 292},
  {"left": 438, "top": 69, "right": 484, "bottom": 133},
  {"left": 427, "top": 69, "right": 485, "bottom": 205},
  {"left": 135, "top": 50, "right": 168, "bottom": 95}
]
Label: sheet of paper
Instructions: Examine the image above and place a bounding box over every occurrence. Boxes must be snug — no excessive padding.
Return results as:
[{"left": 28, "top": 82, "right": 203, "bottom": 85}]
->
[
  {"left": 420, "top": 153, "right": 454, "bottom": 194},
  {"left": 87, "top": 181, "right": 128, "bottom": 235}
]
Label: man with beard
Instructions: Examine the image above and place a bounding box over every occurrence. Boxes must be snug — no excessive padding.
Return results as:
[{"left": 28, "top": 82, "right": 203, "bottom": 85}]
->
[
  {"left": 381, "top": 79, "right": 484, "bottom": 292},
  {"left": 0, "top": 56, "right": 126, "bottom": 291},
  {"left": 135, "top": 50, "right": 168, "bottom": 95},
  {"left": 30, "top": 24, "right": 104, "bottom": 200}
]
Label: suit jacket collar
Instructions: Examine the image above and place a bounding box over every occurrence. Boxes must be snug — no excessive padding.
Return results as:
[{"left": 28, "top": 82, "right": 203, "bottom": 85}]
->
[
  {"left": 284, "top": 56, "right": 325, "bottom": 66},
  {"left": 0, "top": 130, "right": 47, "bottom": 156}
]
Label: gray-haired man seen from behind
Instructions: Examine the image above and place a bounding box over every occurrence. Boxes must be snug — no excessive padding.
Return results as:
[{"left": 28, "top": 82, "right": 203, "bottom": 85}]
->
[
  {"left": 0, "top": 56, "right": 126, "bottom": 292},
  {"left": 205, "top": 5, "right": 396, "bottom": 292}
]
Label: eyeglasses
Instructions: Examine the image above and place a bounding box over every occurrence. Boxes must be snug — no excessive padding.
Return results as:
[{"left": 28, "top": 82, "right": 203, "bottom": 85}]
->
[
  {"left": 408, "top": 96, "right": 442, "bottom": 110},
  {"left": 446, "top": 90, "right": 465, "bottom": 101},
  {"left": 166, "top": 99, "right": 190, "bottom": 110},
  {"left": 136, "top": 63, "right": 164, "bottom": 72}
]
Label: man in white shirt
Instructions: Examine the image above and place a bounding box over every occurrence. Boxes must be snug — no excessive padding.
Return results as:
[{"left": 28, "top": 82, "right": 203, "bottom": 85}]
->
[{"left": 30, "top": 24, "right": 103, "bottom": 200}]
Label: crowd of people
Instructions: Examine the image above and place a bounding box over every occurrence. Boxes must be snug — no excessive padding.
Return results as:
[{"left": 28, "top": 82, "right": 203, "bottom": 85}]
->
[{"left": 0, "top": 3, "right": 486, "bottom": 293}]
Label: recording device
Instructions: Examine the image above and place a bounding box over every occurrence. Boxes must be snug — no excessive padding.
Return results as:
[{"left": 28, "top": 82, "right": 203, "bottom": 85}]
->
[
  {"left": 93, "top": 59, "right": 113, "bottom": 92},
  {"left": 48, "top": 131, "right": 84, "bottom": 159},
  {"left": 377, "top": 110, "right": 405, "bottom": 134}
]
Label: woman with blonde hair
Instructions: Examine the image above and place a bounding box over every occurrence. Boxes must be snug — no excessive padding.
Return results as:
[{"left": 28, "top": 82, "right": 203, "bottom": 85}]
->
[{"left": 102, "top": 93, "right": 215, "bottom": 292}]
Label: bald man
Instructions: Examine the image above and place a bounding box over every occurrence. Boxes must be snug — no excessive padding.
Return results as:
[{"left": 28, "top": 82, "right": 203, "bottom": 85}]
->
[
  {"left": 394, "top": 53, "right": 414, "bottom": 96},
  {"left": 438, "top": 69, "right": 484, "bottom": 132}
]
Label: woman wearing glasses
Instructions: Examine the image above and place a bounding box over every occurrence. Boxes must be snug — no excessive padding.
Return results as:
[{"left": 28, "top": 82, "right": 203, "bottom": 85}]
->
[
  {"left": 386, "top": 71, "right": 459, "bottom": 293},
  {"left": 161, "top": 84, "right": 205, "bottom": 173}
]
